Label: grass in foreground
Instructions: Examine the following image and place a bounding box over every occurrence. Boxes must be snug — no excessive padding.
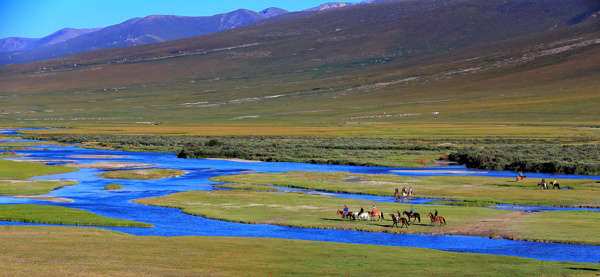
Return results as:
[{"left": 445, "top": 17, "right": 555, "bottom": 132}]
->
[
  {"left": 0, "top": 204, "right": 152, "bottom": 227},
  {"left": 0, "top": 226, "right": 598, "bottom": 276},
  {"left": 99, "top": 168, "right": 185, "bottom": 180}
]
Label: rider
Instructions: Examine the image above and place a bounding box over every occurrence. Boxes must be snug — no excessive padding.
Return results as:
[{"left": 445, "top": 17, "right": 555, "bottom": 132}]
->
[
  {"left": 358, "top": 206, "right": 364, "bottom": 216},
  {"left": 372, "top": 205, "right": 377, "bottom": 217},
  {"left": 410, "top": 205, "right": 414, "bottom": 216},
  {"left": 342, "top": 205, "right": 349, "bottom": 218},
  {"left": 434, "top": 209, "right": 438, "bottom": 218},
  {"left": 394, "top": 188, "right": 399, "bottom": 198},
  {"left": 409, "top": 187, "right": 413, "bottom": 197}
]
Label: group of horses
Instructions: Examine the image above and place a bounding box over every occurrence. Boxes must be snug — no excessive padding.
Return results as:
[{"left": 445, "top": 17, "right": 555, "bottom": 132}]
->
[
  {"left": 337, "top": 210, "right": 446, "bottom": 228},
  {"left": 337, "top": 210, "right": 384, "bottom": 222},
  {"left": 517, "top": 175, "right": 562, "bottom": 190}
]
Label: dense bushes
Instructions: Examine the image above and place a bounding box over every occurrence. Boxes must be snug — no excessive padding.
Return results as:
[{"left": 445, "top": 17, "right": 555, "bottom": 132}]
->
[
  {"left": 448, "top": 144, "right": 600, "bottom": 174},
  {"left": 27, "top": 134, "right": 600, "bottom": 174}
]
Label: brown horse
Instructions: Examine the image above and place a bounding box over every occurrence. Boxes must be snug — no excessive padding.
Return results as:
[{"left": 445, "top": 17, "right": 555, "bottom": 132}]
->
[
  {"left": 402, "top": 211, "right": 421, "bottom": 223},
  {"left": 516, "top": 175, "right": 527, "bottom": 181},
  {"left": 389, "top": 214, "right": 409, "bottom": 228},
  {"left": 427, "top": 213, "right": 446, "bottom": 226},
  {"left": 370, "top": 211, "right": 385, "bottom": 221},
  {"left": 337, "top": 210, "right": 355, "bottom": 221}
]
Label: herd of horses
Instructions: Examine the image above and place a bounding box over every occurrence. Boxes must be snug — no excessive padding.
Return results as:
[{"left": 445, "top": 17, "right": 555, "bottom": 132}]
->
[{"left": 337, "top": 210, "right": 446, "bottom": 228}]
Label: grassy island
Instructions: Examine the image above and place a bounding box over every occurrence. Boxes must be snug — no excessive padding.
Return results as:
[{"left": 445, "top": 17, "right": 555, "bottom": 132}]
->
[{"left": 104, "top": 184, "right": 124, "bottom": 190}]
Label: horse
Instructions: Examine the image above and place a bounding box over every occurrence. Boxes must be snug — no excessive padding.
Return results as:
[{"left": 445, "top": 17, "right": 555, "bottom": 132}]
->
[
  {"left": 370, "top": 211, "right": 385, "bottom": 221},
  {"left": 516, "top": 175, "right": 527, "bottom": 181},
  {"left": 551, "top": 182, "right": 560, "bottom": 190},
  {"left": 337, "top": 210, "right": 355, "bottom": 221},
  {"left": 428, "top": 213, "right": 446, "bottom": 226},
  {"left": 402, "top": 211, "right": 421, "bottom": 223},
  {"left": 538, "top": 182, "right": 548, "bottom": 190},
  {"left": 389, "top": 214, "right": 409, "bottom": 228},
  {"left": 356, "top": 212, "right": 370, "bottom": 221}
]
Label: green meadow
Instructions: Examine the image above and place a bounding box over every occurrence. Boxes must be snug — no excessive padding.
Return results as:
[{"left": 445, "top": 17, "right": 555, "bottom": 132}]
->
[
  {"left": 0, "top": 204, "right": 152, "bottom": 227},
  {"left": 1, "top": 226, "right": 598, "bottom": 276},
  {"left": 135, "top": 185, "right": 600, "bottom": 245},
  {"left": 211, "top": 171, "right": 600, "bottom": 207},
  {"left": 0, "top": 159, "right": 77, "bottom": 180},
  {"left": 0, "top": 180, "right": 76, "bottom": 195}
]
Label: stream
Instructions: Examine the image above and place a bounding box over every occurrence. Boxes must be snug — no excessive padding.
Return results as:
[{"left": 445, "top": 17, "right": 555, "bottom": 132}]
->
[{"left": 1, "top": 128, "right": 599, "bottom": 263}]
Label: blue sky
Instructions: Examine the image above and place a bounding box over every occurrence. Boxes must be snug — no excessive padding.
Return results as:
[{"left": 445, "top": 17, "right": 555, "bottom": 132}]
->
[{"left": 0, "top": 0, "right": 364, "bottom": 39}]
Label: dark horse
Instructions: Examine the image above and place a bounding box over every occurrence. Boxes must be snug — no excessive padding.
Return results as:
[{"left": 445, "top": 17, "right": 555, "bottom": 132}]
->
[
  {"left": 402, "top": 211, "right": 421, "bottom": 223},
  {"left": 552, "top": 182, "right": 560, "bottom": 190},
  {"left": 427, "top": 213, "right": 446, "bottom": 226},
  {"left": 389, "top": 214, "right": 410, "bottom": 228},
  {"left": 337, "top": 210, "right": 355, "bottom": 220}
]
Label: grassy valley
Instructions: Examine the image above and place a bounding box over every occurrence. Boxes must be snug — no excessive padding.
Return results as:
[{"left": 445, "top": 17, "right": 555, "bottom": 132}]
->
[{"left": 0, "top": 0, "right": 598, "bottom": 137}]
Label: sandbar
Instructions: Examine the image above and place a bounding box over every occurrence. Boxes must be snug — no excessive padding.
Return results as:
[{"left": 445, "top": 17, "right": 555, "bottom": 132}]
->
[{"left": 63, "top": 161, "right": 155, "bottom": 169}]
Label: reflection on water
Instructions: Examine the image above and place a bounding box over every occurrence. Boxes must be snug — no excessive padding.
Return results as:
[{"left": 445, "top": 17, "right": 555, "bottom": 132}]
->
[{"left": 1, "top": 129, "right": 600, "bottom": 263}]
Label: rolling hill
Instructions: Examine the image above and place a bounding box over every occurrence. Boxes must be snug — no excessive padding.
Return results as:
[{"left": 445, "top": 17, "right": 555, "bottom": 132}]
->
[{"left": 0, "top": 0, "right": 599, "bottom": 136}]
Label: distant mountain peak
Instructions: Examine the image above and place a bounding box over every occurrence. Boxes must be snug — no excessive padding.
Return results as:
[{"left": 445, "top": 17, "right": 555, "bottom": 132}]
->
[
  {"left": 306, "top": 2, "right": 363, "bottom": 11},
  {"left": 258, "top": 7, "right": 289, "bottom": 18}
]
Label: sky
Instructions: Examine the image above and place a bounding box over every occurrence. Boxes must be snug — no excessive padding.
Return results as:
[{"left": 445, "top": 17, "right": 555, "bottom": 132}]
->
[{"left": 0, "top": 0, "right": 365, "bottom": 39}]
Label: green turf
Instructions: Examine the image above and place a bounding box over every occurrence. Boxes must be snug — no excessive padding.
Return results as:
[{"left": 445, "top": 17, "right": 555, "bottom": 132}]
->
[{"left": 0, "top": 204, "right": 152, "bottom": 227}]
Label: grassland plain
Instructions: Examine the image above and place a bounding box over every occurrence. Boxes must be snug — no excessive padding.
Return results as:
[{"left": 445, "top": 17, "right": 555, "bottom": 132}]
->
[
  {"left": 134, "top": 186, "right": 600, "bottom": 245},
  {"left": 1, "top": 226, "right": 598, "bottom": 276},
  {"left": 210, "top": 171, "right": 600, "bottom": 207}
]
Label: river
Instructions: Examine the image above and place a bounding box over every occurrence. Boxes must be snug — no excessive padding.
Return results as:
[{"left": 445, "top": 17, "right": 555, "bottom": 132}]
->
[{"left": 1, "top": 128, "right": 599, "bottom": 263}]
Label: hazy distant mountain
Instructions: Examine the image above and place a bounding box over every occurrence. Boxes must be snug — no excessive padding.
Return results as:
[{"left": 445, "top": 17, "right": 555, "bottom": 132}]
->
[
  {"left": 0, "top": 8, "right": 288, "bottom": 65},
  {"left": 0, "top": 27, "right": 101, "bottom": 52}
]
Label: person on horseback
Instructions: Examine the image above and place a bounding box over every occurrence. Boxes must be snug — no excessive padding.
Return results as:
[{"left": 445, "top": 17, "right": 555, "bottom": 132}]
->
[
  {"left": 394, "top": 188, "right": 399, "bottom": 198},
  {"left": 342, "top": 205, "right": 349, "bottom": 218},
  {"left": 410, "top": 205, "right": 414, "bottom": 216},
  {"left": 372, "top": 205, "right": 377, "bottom": 217},
  {"left": 358, "top": 206, "right": 364, "bottom": 216},
  {"left": 409, "top": 187, "right": 413, "bottom": 197},
  {"left": 434, "top": 209, "right": 438, "bottom": 218}
]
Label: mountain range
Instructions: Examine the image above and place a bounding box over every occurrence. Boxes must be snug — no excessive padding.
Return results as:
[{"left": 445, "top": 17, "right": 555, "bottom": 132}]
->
[
  {"left": 0, "top": 0, "right": 599, "bottom": 130},
  {"left": 0, "top": 1, "right": 384, "bottom": 66}
]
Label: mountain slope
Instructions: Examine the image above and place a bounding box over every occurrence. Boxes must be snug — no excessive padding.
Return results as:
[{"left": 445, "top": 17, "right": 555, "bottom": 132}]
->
[{"left": 0, "top": 0, "right": 598, "bottom": 131}]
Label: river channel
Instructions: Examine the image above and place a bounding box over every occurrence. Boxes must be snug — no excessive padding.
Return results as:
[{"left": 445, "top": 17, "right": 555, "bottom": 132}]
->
[{"left": 1, "top": 128, "right": 599, "bottom": 263}]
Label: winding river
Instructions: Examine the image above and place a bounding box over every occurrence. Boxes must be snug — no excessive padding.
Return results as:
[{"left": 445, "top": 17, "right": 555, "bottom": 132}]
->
[{"left": 1, "top": 128, "right": 599, "bottom": 263}]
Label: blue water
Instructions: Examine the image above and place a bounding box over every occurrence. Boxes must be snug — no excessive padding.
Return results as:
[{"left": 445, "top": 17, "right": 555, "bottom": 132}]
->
[{"left": 1, "top": 128, "right": 600, "bottom": 263}]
